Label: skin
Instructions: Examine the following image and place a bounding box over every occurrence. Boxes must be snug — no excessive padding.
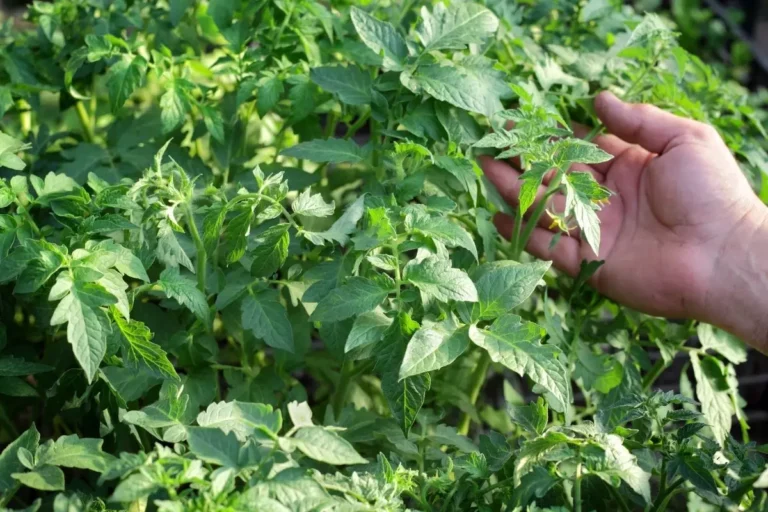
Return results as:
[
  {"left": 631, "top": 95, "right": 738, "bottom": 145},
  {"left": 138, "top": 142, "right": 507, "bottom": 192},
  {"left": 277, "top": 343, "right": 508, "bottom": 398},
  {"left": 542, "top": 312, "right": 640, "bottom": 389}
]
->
[{"left": 480, "top": 91, "right": 768, "bottom": 352}]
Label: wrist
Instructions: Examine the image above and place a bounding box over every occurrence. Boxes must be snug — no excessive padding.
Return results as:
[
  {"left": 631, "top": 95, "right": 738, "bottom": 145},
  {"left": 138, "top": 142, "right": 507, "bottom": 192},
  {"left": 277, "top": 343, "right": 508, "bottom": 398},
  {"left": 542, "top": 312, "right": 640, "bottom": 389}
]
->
[{"left": 698, "top": 204, "right": 768, "bottom": 353}]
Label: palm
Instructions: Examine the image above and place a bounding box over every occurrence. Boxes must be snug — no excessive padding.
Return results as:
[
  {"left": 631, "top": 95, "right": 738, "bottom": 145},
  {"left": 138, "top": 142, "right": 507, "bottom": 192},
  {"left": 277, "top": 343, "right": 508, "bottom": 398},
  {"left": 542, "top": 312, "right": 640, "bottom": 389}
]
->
[{"left": 482, "top": 93, "right": 760, "bottom": 318}]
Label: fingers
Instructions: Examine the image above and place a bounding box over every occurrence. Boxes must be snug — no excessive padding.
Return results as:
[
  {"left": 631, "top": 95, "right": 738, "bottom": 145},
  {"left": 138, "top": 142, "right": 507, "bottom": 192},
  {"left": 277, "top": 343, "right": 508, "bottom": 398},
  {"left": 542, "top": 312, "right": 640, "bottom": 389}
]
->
[{"left": 594, "top": 91, "right": 716, "bottom": 154}]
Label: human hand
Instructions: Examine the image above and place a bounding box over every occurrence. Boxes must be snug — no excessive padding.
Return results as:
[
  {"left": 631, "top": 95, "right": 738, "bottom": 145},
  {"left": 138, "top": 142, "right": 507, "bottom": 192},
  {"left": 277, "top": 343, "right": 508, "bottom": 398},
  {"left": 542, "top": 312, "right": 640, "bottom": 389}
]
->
[{"left": 481, "top": 91, "right": 768, "bottom": 349}]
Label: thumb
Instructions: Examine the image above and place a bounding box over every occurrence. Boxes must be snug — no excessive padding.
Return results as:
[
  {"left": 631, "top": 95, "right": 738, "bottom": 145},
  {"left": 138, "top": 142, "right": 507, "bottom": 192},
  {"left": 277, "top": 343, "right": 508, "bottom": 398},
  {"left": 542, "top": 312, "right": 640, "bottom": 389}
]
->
[{"left": 594, "top": 91, "right": 712, "bottom": 154}]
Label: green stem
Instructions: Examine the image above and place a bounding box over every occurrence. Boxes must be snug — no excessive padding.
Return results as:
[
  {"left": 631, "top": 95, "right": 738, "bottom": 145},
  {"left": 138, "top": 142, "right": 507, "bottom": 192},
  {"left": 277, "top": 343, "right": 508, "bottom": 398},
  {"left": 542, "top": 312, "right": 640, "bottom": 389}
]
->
[
  {"left": 642, "top": 358, "right": 669, "bottom": 391},
  {"left": 511, "top": 206, "right": 523, "bottom": 259},
  {"left": 371, "top": 120, "right": 381, "bottom": 167},
  {"left": 332, "top": 360, "right": 355, "bottom": 419},
  {"left": 75, "top": 101, "right": 95, "bottom": 142},
  {"left": 344, "top": 109, "right": 371, "bottom": 140},
  {"left": 482, "top": 476, "right": 515, "bottom": 495},
  {"left": 457, "top": 351, "right": 492, "bottom": 435},
  {"left": 19, "top": 111, "right": 31, "bottom": 138},
  {"left": 324, "top": 110, "right": 339, "bottom": 139},
  {"left": 574, "top": 461, "right": 583, "bottom": 512},
  {"left": 183, "top": 202, "right": 207, "bottom": 293},
  {"left": 391, "top": 242, "right": 402, "bottom": 300},
  {"left": 0, "top": 403, "right": 18, "bottom": 438},
  {"left": 16, "top": 203, "right": 41, "bottom": 236},
  {"left": 607, "top": 483, "right": 630, "bottom": 512},
  {"left": 228, "top": 193, "right": 300, "bottom": 232},
  {"left": 650, "top": 478, "right": 685, "bottom": 512},
  {"left": 0, "top": 483, "right": 19, "bottom": 509},
  {"left": 514, "top": 172, "right": 563, "bottom": 260},
  {"left": 273, "top": 4, "right": 294, "bottom": 49}
]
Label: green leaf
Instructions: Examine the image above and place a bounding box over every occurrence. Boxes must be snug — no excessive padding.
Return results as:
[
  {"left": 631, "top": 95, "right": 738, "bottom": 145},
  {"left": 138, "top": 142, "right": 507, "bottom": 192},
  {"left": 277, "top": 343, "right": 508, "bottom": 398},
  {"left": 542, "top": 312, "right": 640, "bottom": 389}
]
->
[
  {"left": 292, "top": 427, "right": 367, "bottom": 465},
  {"left": 160, "top": 81, "right": 190, "bottom": 133},
  {"left": 470, "top": 315, "right": 571, "bottom": 412},
  {"left": 157, "top": 223, "right": 195, "bottom": 272},
  {"left": 435, "top": 156, "right": 478, "bottom": 204},
  {"left": 0, "top": 424, "right": 40, "bottom": 494},
  {"left": 507, "top": 398, "right": 548, "bottom": 436},
  {"left": 12, "top": 466, "right": 65, "bottom": 491},
  {"left": 573, "top": 342, "right": 623, "bottom": 393},
  {"left": 399, "top": 320, "right": 470, "bottom": 379},
  {"left": 350, "top": 7, "right": 408, "bottom": 70},
  {"left": 518, "top": 163, "right": 550, "bottom": 215},
  {"left": 197, "top": 401, "right": 281, "bottom": 442},
  {"left": 257, "top": 76, "right": 284, "bottom": 117},
  {"left": 404, "top": 257, "right": 478, "bottom": 303},
  {"left": 408, "top": 61, "right": 504, "bottom": 117},
  {"left": 250, "top": 224, "right": 290, "bottom": 277},
  {"left": 201, "top": 104, "right": 225, "bottom": 143},
  {"left": 281, "top": 138, "right": 369, "bottom": 163},
  {"left": 0, "top": 133, "right": 30, "bottom": 171},
  {"left": 292, "top": 188, "right": 335, "bottom": 218},
  {"left": 690, "top": 352, "right": 733, "bottom": 447},
  {"left": 345, "top": 310, "right": 392, "bottom": 353},
  {"left": 474, "top": 260, "right": 551, "bottom": 320},
  {"left": 106, "top": 55, "right": 147, "bottom": 113},
  {"left": 310, "top": 66, "right": 373, "bottom": 105},
  {"left": 115, "top": 313, "right": 179, "bottom": 381},
  {"left": 410, "top": 214, "right": 478, "bottom": 259},
  {"left": 302, "top": 195, "right": 366, "bottom": 247},
  {"left": 241, "top": 290, "right": 294, "bottom": 352},
  {"left": 0, "top": 356, "right": 53, "bottom": 377},
  {"left": 311, "top": 277, "right": 391, "bottom": 322},
  {"left": 50, "top": 282, "right": 115, "bottom": 384},
  {"left": 555, "top": 139, "right": 613, "bottom": 165},
  {"left": 110, "top": 473, "right": 160, "bottom": 503},
  {"left": 667, "top": 452, "right": 718, "bottom": 495},
  {"left": 36, "top": 435, "right": 113, "bottom": 472},
  {"left": 186, "top": 427, "right": 241, "bottom": 468},
  {"left": 592, "top": 433, "right": 652, "bottom": 503},
  {"left": 416, "top": 3, "right": 499, "bottom": 51},
  {"left": 14, "top": 249, "right": 64, "bottom": 294},
  {"left": 697, "top": 323, "right": 747, "bottom": 365},
  {"left": 157, "top": 267, "right": 210, "bottom": 324}
]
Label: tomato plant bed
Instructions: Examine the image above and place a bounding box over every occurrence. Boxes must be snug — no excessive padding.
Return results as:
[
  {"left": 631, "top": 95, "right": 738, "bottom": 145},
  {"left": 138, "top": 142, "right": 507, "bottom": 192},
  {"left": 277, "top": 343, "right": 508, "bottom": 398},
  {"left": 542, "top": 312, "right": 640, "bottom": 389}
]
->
[{"left": 1, "top": 1, "right": 767, "bottom": 511}]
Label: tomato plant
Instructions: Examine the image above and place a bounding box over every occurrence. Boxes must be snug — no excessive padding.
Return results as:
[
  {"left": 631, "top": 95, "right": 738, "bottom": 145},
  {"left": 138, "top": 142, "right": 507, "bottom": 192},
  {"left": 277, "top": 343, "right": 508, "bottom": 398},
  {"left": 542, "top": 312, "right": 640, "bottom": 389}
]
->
[{"left": 0, "top": 1, "right": 767, "bottom": 511}]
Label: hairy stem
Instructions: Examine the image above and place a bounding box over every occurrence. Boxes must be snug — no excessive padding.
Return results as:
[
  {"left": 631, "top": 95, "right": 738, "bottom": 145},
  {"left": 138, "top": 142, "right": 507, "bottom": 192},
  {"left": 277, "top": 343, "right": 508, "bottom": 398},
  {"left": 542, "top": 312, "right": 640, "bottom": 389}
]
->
[
  {"left": 343, "top": 109, "right": 371, "bottom": 140},
  {"left": 183, "top": 202, "right": 207, "bottom": 293},
  {"left": 642, "top": 358, "right": 669, "bottom": 391},
  {"left": 514, "top": 171, "right": 563, "bottom": 260},
  {"left": 650, "top": 478, "right": 685, "bottom": 512},
  {"left": 75, "top": 101, "right": 95, "bottom": 143},
  {"left": 332, "top": 360, "right": 355, "bottom": 419},
  {"left": 457, "top": 351, "right": 492, "bottom": 435},
  {"left": 574, "top": 461, "right": 583, "bottom": 512}
]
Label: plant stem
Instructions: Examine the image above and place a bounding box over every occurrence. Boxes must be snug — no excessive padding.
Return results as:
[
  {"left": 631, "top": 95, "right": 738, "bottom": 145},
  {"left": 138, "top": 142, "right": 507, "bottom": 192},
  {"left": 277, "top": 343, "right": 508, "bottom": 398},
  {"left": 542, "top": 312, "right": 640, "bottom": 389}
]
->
[
  {"left": 514, "top": 172, "right": 563, "bottom": 260},
  {"left": 324, "top": 110, "right": 339, "bottom": 139},
  {"left": 511, "top": 206, "right": 523, "bottom": 259},
  {"left": 16, "top": 204, "right": 41, "bottom": 236},
  {"left": 573, "top": 461, "right": 583, "bottom": 512},
  {"left": 482, "top": 476, "right": 515, "bottom": 495},
  {"left": 75, "top": 101, "right": 95, "bottom": 142},
  {"left": 650, "top": 478, "right": 685, "bottom": 512},
  {"left": 332, "top": 360, "right": 355, "bottom": 419},
  {"left": 457, "top": 351, "right": 492, "bottom": 435},
  {"left": 19, "top": 111, "right": 31, "bottom": 138},
  {"left": 344, "top": 109, "right": 370, "bottom": 140},
  {"left": 0, "top": 483, "right": 19, "bottom": 509},
  {"left": 183, "top": 202, "right": 207, "bottom": 293},
  {"left": 642, "top": 358, "right": 669, "bottom": 391},
  {"left": 391, "top": 242, "right": 402, "bottom": 300}
]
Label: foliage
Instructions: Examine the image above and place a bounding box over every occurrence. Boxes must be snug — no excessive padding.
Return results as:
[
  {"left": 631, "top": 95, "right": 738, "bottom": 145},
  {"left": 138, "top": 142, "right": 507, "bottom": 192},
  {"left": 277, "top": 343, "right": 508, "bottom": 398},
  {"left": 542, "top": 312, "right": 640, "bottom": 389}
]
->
[{"left": 0, "top": 0, "right": 767, "bottom": 510}]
